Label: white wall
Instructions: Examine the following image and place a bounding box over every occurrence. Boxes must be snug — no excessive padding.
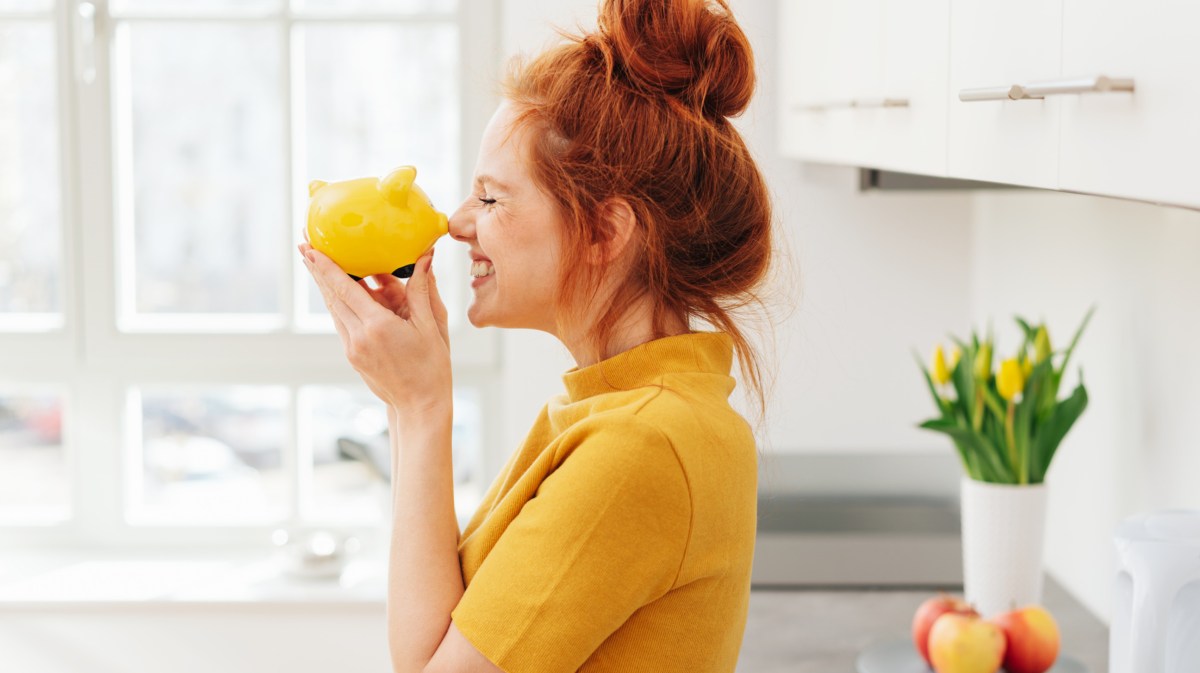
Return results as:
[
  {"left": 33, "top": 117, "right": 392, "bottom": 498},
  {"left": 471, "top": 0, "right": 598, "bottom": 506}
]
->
[{"left": 970, "top": 190, "right": 1200, "bottom": 620}]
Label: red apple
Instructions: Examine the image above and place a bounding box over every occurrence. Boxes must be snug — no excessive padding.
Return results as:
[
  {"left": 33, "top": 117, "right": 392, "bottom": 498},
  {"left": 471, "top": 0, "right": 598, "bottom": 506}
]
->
[
  {"left": 990, "top": 605, "right": 1061, "bottom": 673},
  {"left": 928, "top": 613, "right": 1006, "bottom": 673},
  {"left": 912, "top": 595, "right": 979, "bottom": 666}
]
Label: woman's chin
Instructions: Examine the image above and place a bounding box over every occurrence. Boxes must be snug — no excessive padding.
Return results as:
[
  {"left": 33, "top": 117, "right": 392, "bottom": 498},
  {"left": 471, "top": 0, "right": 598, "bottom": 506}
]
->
[{"left": 465, "top": 302, "right": 493, "bottom": 329}]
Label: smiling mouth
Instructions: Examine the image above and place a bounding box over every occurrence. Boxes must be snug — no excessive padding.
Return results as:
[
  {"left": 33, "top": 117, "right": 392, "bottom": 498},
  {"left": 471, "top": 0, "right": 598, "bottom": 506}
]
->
[{"left": 470, "top": 260, "right": 495, "bottom": 278}]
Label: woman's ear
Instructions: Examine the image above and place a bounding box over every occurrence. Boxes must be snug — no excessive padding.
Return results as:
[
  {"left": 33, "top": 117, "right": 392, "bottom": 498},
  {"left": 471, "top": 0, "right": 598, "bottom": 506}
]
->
[{"left": 590, "top": 198, "right": 639, "bottom": 265}]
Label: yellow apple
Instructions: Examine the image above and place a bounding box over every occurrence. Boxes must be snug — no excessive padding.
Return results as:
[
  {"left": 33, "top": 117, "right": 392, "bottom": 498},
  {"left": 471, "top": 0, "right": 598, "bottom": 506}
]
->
[
  {"left": 928, "top": 612, "right": 1006, "bottom": 673},
  {"left": 990, "top": 605, "right": 1060, "bottom": 673},
  {"left": 912, "top": 595, "right": 979, "bottom": 666}
]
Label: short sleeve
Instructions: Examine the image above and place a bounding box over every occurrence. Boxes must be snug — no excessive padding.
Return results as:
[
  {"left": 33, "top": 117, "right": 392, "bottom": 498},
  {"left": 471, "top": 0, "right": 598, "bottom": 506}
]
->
[{"left": 450, "top": 413, "right": 692, "bottom": 673}]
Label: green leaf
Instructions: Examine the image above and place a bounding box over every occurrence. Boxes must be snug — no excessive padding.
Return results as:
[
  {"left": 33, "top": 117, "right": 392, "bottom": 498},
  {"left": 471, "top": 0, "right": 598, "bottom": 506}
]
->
[
  {"left": 983, "top": 386, "right": 1007, "bottom": 422},
  {"left": 983, "top": 410, "right": 1012, "bottom": 481},
  {"left": 1014, "top": 316, "right": 1038, "bottom": 344},
  {"left": 923, "top": 418, "right": 1015, "bottom": 484},
  {"left": 1014, "top": 392, "right": 1035, "bottom": 484},
  {"left": 1058, "top": 305, "right": 1096, "bottom": 380},
  {"left": 951, "top": 345, "right": 977, "bottom": 425},
  {"left": 914, "top": 349, "right": 952, "bottom": 417},
  {"left": 1031, "top": 375, "right": 1089, "bottom": 482},
  {"left": 919, "top": 418, "right": 976, "bottom": 478}
]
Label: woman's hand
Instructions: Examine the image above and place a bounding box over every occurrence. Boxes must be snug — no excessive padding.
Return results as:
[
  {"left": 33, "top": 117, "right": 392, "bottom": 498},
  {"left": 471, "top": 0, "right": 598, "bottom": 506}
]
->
[{"left": 299, "top": 242, "right": 451, "bottom": 417}]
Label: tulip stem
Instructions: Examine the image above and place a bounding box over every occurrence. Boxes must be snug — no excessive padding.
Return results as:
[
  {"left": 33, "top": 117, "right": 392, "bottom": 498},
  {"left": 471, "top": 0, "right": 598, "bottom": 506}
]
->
[{"left": 1005, "top": 401, "right": 1023, "bottom": 484}]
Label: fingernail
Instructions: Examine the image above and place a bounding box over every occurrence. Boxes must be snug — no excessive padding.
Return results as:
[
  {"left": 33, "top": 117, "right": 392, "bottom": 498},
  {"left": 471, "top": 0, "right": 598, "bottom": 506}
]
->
[{"left": 305, "top": 250, "right": 315, "bottom": 262}]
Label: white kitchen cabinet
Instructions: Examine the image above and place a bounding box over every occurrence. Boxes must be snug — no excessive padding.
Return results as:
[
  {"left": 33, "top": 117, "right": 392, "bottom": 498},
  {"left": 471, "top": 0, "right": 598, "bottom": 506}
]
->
[
  {"left": 946, "top": 0, "right": 1063, "bottom": 189},
  {"left": 778, "top": 0, "right": 884, "bottom": 166},
  {"left": 778, "top": 0, "right": 951, "bottom": 176},
  {"left": 778, "top": 0, "right": 1200, "bottom": 209},
  {"left": 870, "top": 0, "right": 951, "bottom": 176},
  {"left": 1057, "top": 0, "right": 1199, "bottom": 208}
]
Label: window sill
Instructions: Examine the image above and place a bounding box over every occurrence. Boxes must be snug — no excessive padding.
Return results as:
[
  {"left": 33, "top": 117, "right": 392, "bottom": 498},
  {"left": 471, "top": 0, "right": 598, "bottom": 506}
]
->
[{"left": 0, "top": 549, "right": 388, "bottom": 611}]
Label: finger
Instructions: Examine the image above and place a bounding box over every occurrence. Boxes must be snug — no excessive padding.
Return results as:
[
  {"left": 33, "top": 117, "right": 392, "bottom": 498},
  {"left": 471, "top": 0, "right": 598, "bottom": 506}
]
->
[
  {"left": 404, "top": 253, "right": 436, "bottom": 328},
  {"left": 304, "top": 257, "right": 362, "bottom": 330},
  {"left": 428, "top": 262, "right": 450, "bottom": 346},
  {"left": 305, "top": 249, "right": 384, "bottom": 324},
  {"left": 370, "top": 274, "right": 411, "bottom": 317}
]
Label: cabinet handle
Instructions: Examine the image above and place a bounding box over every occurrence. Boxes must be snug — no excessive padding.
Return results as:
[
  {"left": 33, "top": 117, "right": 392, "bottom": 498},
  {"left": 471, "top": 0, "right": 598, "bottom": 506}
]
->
[
  {"left": 1021, "top": 75, "right": 1134, "bottom": 98},
  {"left": 795, "top": 98, "right": 909, "bottom": 112},
  {"left": 854, "top": 98, "right": 910, "bottom": 109},
  {"left": 959, "top": 76, "right": 1134, "bottom": 102},
  {"left": 958, "top": 85, "right": 1038, "bottom": 102}
]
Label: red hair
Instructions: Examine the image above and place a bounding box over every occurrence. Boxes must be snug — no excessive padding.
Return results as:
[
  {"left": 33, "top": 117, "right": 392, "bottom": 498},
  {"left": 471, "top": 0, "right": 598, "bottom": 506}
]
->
[{"left": 500, "top": 0, "right": 776, "bottom": 422}]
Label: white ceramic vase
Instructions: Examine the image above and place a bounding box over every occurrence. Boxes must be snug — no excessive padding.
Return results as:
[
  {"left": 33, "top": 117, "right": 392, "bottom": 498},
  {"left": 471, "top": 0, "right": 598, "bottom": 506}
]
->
[{"left": 960, "top": 476, "right": 1048, "bottom": 618}]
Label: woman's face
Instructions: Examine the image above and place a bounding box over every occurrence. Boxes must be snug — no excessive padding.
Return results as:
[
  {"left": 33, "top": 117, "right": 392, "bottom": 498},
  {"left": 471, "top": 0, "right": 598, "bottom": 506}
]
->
[{"left": 448, "top": 102, "right": 566, "bottom": 333}]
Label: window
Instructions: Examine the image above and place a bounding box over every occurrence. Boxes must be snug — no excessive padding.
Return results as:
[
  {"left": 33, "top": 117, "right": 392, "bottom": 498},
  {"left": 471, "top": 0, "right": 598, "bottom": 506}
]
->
[{"left": 0, "top": 0, "right": 499, "bottom": 547}]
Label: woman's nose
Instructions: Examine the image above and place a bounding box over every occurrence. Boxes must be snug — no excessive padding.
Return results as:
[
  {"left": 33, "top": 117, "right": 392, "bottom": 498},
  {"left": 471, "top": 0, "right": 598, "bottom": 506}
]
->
[{"left": 448, "top": 203, "right": 475, "bottom": 242}]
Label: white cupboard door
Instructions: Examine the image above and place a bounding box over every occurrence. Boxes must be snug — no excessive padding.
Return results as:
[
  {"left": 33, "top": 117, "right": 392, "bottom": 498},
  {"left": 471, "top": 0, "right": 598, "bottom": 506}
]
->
[
  {"left": 865, "top": 0, "right": 951, "bottom": 176},
  {"left": 947, "top": 0, "right": 1062, "bottom": 189},
  {"left": 778, "top": 0, "right": 883, "bottom": 166},
  {"left": 1058, "top": 0, "right": 1199, "bottom": 210}
]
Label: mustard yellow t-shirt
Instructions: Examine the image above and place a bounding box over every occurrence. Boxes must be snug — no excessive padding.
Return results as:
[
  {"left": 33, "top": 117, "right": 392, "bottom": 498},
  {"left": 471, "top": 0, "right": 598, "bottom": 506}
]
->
[{"left": 451, "top": 331, "right": 758, "bottom": 673}]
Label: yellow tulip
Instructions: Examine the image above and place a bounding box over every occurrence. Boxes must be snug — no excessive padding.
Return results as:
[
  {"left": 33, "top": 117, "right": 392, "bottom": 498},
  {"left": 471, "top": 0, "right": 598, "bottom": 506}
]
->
[
  {"left": 974, "top": 343, "right": 993, "bottom": 381},
  {"left": 997, "top": 358, "right": 1026, "bottom": 401},
  {"left": 932, "top": 345, "right": 950, "bottom": 386},
  {"left": 949, "top": 347, "right": 962, "bottom": 370},
  {"left": 1035, "top": 325, "right": 1052, "bottom": 363}
]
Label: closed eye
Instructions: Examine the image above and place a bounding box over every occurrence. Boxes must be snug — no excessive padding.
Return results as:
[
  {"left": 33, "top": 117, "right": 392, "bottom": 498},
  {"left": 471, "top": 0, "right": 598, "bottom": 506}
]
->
[{"left": 478, "top": 197, "right": 496, "bottom": 207}]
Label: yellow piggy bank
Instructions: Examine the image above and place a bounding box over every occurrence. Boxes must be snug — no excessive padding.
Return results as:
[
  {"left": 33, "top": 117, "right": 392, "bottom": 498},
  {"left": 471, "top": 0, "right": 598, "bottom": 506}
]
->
[{"left": 306, "top": 166, "right": 449, "bottom": 280}]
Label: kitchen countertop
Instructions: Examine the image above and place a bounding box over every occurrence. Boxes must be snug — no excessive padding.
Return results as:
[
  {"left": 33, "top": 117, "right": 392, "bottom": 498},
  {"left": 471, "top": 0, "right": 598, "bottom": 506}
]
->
[
  {"left": 737, "top": 575, "right": 1108, "bottom": 673},
  {"left": 2, "top": 553, "right": 1107, "bottom": 671}
]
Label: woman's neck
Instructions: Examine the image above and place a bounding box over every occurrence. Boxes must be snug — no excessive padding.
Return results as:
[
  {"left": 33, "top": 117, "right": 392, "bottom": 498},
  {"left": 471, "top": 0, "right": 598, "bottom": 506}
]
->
[{"left": 560, "top": 296, "right": 690, "bottom": 368}]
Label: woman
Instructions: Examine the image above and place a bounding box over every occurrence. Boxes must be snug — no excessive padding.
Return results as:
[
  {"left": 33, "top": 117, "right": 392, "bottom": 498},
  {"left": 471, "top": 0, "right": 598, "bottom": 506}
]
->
[{"left": 300, "top": 0, "right": 773, "bottom": 670}]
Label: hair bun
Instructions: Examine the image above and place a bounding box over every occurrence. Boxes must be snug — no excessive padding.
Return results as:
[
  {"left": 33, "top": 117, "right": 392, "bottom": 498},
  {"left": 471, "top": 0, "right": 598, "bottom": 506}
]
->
[{"left": 596, "top": 0, "right": 755, "bottom": 119}]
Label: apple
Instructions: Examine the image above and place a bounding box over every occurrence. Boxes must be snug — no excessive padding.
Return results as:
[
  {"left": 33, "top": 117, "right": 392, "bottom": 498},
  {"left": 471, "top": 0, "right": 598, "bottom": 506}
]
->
[
  {"left": 928, "top": 612, "right": 1006, "bottom": 673},
  {"left": 912, "top": 595, "right": 979, "bottom": 665},
  {"left": 990, "top": 605, "right": 1061, "bottom": 673}
]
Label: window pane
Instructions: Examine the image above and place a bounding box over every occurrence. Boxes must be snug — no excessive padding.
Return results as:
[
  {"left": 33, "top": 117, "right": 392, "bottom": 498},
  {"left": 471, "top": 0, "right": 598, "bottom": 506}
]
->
[
  {"left": 448, "top": 387, "right": 484, "bottom": 522},
  {"left": 293, "top": 0, "right": 456, "bottom": 13},
  {"left": 131, "top": 386, "right": 288, "bottom": 524},
  {"left": 300, "top": 386, "right": 484, "bottom": 525},
  {"left": 119, "top": 22, "right": 284, "bottom": 318},
  {"left": 301, "top": 385, "right": 387, "bottom": 523},
  {"left": 0, "top": 22, "right": 61, "bottom": 321},
  {"left": 298, "top": 22, "right": 458, "bottom": 319},
  {"left": 0, "top": 392, "right": 68, "bottom": 521},
  {"left": 111, "top": 0, "right": 278, "bottom": 14},
  {"left": 0, "top": 1, "right": 52, "bottom": 12}
]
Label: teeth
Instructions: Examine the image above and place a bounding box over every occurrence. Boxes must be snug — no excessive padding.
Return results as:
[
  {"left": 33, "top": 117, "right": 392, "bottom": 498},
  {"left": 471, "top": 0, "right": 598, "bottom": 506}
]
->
[{"left": 470, "top": 260, "right": 495, "bottom": 278}]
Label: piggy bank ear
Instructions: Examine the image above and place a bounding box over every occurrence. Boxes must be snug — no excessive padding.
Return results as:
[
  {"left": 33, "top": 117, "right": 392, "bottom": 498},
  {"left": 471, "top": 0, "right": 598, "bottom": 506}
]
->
[
  {"left": 379, "top": 166, "right": 417, "bottom": 208},
  {"left": 308, "top": 180, "right": 328, "bottom": 197}
]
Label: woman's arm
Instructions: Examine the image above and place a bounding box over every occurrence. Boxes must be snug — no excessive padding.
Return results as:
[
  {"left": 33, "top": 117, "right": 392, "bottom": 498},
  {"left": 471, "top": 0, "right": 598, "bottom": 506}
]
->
[
  {"left": 386, "top": 403, "right": 463, "bottom": 673},
  {"left": 298, "top": 244, "right": 499, "bottom": 672},
  {"left": 387, "top": 403, "right": 503, "bottom": 673}
]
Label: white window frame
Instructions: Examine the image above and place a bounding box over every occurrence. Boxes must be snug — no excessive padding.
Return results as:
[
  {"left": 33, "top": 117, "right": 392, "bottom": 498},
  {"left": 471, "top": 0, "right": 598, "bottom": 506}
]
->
[{"left": 0, "top": 0, "right": 501, "bottom": 549}]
